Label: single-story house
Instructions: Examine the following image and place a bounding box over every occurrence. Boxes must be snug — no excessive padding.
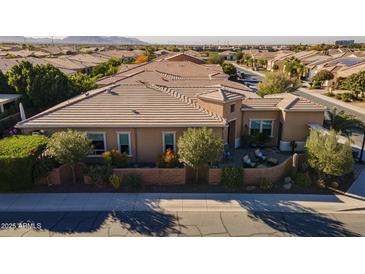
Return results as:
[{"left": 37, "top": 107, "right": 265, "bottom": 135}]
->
[{"left": 16, "top": 55, "right": 325, "bottom": 163}]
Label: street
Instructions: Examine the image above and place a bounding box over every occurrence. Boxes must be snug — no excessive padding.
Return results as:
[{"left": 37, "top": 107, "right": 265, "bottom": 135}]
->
[{"left": 1, "top": 193, "right": 365, "bottom": 236}]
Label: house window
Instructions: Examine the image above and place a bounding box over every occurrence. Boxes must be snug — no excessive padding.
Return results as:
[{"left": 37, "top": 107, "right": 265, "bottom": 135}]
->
[
  {"left": 250, "top": 120, "right": 274, "bottom": 136},
  {"left": 118, "top": 132, "right": 131, "bottom": 156},
  {"left": 87, "top": 133, "right": 106, "bottom": 155},
  {"left": 230, "top": 104, "right": 235, "bottom": 113},
  {"left": 163, "top": 132, "right": 175, "bottom": 152},
  {"left": 250, "top": 120, "right": 261, "bottom": 136}
]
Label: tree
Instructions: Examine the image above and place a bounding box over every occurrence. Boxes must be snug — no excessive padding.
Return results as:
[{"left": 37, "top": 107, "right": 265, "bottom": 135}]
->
[
  {"left": 306, "top": 129, "right": 354, "bottom": 177},
  {"left": 90, "top": 58, "right": 122, "bottom": 79},
  {"left": 326, "top": 108, "right": 365, "bottom": 136},
  {"left": 6, "top": 61, "right": 74, "bottom": 111},
  {"left": 235, "top": 51, "right": 243, "bottom": 61},
  {"left": 257, "top": 71, "right": 301, "bottom": 97},
  {"left": 221, "top": 62, "right": 237, "bottom": 76},
  {"left": 207, "top": 52, "right": 223, "bottom": 64},
  {"left": 0, "top": 69, "right": 14, "bottom": 93},
  {"left": 69, "top": 72, "right": 97, "bottom": 93},
  {"left": 341, "top": 70, "right": 365, "bottom": 99},
  {"left": 134, "top": 54, "right": 149, "bottom": 64},
  {"left": 283, "top": 57, "right": 307, "bottom": 78},
  {"left": 178, "top": 127, "right": 223, "bottom": 183},
  {"left": 312, "top": 70, "right": 334, "bottom": 89},
  {"left": 47, "top": 130, "right": 93, "bottom": 184}
]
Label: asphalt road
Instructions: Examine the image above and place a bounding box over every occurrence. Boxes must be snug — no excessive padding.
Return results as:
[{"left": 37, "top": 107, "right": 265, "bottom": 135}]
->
[{"left": 1, "top": 210, "right": 365, "bottom": 237}]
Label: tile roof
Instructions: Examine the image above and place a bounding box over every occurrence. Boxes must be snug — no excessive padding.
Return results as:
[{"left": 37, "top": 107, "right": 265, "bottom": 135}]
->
[
  {"left": 198, "top": 88, "right": 245, "bottom": 103},
  {"left": 242, "top": 93, "right": 325, "bottom": 112},
  {"left": 16, "top": 84, "right": 226, "bottom": 128}
]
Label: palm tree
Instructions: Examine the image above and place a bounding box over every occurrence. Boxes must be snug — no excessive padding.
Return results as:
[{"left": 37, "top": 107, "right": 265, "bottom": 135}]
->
[
  {"left": 326, "top": 108, "right": 365, "bottom": 136},
  {"left": 284, "top": 57, "right": 306, "bottom": 78}
]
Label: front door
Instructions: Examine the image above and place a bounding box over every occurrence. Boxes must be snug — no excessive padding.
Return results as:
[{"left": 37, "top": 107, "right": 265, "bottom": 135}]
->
[{"left": 228, "top": 120, "right": 236, "bottom": 148}]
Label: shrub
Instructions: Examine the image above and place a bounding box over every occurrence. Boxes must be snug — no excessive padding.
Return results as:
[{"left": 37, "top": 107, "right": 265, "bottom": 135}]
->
[
  {"left": 324, "top": 91, "right": 335, "bottom": 97},
  {"left": 111, "top": 149, "right": 128, "bottom": 168},
  {"left": 335, "top": 93, "right": 343, "bottom": 100},
  {"left": 32, "top": 156, "right": 58, "bottom": 179},
  {"left": 221, "top": 167, "right": 243, "bottom": 189},
  {"left": 341, "top": 92, "right": 354, "bottom": 102},
  {"left": 294, "top": 172, "right": 312, "bottom": 188},
  {"left": 156, "top": 148, "right": 179, "bottom": 168},
  {"left": 85, "top": 165, "right": 107, "bottom": 185},
  {"left": 0, "top": 135, "right": 48, "bottom": 191},
  {"left": 109, "top": 174, "right": 121, "bottom": 190},
  {"left": 331, "top": 181, "right": 339, "bottom": 189},
  {"left": 316, "top": 179, "right": 326, "bottom": 189},
  {"left": 259, "top": 178, "right": 273, "bottom": 192},
  {"left": 124, "top": 174, "right": 142, "bottom": 191}
]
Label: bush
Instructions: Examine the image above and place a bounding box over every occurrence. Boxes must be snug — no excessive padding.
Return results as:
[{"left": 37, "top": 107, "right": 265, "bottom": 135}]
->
[
  {"left": 221, "top": 167, "right": 243, "bottom": 189},
  {"left": 294, "top": 172, "right": 312, "bottom": 188},
  {"left": 341, "top": 92, "right": 354, "bottom": 102},
  {"left": 335, "top": 93, "right": 343, "bottom": 100},
  {"left": 124, "top": 174, "right": 142, "bottom": 191},
  {"left": 331, "top": 181, "right": 339, "bottom": 189},
  {"left": 85, "top": 165, "right": 107, "bottom": 185},
  {"left": 32, "top": 156, "right": 59, "bottom": 179},
  {"left": 109, "top": 174, "right": 121, "bottom": 190},
  {"left": 259, "top": 178, "right": 273, "bottom": 192},
  {"left": 0, "top": 135, "right": 48, "bottom": 191},
  {"left": 316, "top": 179, "right": 326, "bottom": 189},
  {"left": 156, "top": 148, "right": 179, "bottom": 168},
  {"left": 111, "top": 149, "right": 128, "bottom": 168},
  {"left": 324, "top": 91, "right": 335, "bottom": 97}
]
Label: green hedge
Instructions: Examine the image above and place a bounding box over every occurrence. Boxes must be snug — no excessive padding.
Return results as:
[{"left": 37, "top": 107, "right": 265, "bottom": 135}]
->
[{"left": 0, "top": 135, "right": 48, "bottom": 191}]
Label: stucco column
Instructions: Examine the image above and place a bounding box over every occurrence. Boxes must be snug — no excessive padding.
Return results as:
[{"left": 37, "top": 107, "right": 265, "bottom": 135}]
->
[{"left": 0, "top": 104, "right": 4, "bottom": 113}]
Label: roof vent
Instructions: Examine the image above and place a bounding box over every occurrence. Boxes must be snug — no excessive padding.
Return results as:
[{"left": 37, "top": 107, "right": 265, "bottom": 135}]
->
[{"left": 132, "top": 109, "right": 140, "bottom": 115}]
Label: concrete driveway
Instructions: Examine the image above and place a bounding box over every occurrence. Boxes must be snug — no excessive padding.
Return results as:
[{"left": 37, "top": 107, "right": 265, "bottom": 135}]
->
[{"left": 1, "top": 193, "right": 365, "bottom": 236}]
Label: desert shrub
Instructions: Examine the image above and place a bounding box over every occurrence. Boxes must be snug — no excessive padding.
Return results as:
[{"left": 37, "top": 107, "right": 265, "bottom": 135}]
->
[
  {"left": 156, "top": 148, "right": 179, "bottom": 168},
  {"left": 0, "top": 135, "right": 48, "bottom": 191},
  {"left": 102, "top": 151, "right": 113, "bottom": 177},
  {"left": 341, "top": 92, "right": 354, "bottom": 102},
  {"left": 294, "top": 172, "right": 312, "bottom": 188},
  {"left": 316, "top": 179, "right": 326, "bottom": 189},
  {"left": 32, "top": 156, "right": 59, "bottom": 179},
  {"left": 109, "top": 174, "right": 121, "bottom": 190},
  {"left": 324, "top": 91, "right": 335, "bottom": 97},
  {"left": 259, "top": 178, "right": 273, "bottom": 192},
  {"left": 335, "top": 93, "right": 343, "bottom": 100},
  {"left": 331, "top": 181, "right": 339, "bottom": 189},
  {"left": 85, "top": 165, "right": 107, "bottom": 185},
  {"left": 124, "top": 174, "right": 142, "bottom": 191},
  {"left": 221, "top": 167, "right": 243, "bottom": 189},
  {"left": 111, "top": 149, "right": 128, "bottom": 168}
]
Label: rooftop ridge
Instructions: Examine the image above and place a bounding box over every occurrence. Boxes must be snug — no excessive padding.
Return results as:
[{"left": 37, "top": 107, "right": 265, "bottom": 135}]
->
[{"left": 151, "top": 84, "right": 226, "bottom": 123}]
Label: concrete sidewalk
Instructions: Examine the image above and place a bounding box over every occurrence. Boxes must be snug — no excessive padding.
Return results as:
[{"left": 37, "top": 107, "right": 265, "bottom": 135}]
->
[
  {"left": 347, "top": 168, "right": 365, "bottom": 198},
  {"left": 1, "top": 193, "right": 365, "bottom": 214}
]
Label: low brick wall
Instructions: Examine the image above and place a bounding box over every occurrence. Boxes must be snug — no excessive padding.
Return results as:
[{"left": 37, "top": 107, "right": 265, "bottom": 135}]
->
[
  {"left": 113, "top": 167, "right": 186, "bottom": 185},
  {"left": 35, "top": 163, "right": 85, "bottom": 185},
  {"left": 209, "top": 155, "right": 297, "bottom": 185}
]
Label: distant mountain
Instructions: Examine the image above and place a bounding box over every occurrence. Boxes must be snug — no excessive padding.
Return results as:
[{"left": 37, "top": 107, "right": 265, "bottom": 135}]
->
[{"left": 0, "top": 36, "right": 146, "bottom": 45}]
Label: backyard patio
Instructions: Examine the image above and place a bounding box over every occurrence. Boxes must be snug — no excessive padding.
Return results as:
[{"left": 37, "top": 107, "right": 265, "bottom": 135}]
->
[{"left": 217, "top": 147, "right": 292, "bottom": 168}]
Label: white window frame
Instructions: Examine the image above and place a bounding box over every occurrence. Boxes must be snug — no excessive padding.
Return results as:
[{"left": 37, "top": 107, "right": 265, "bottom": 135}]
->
[
  {"left": 162, "top": 131, "right": 176, "bottom": 153},
  {"left": 249, "top": 119, "right": 274, "bottom": 137},
  {"left": 86, "top": 132, "right": 107, "bottom": 157},
  {"left": 117, "top": 131, "right": 132, "bottom": 157}
]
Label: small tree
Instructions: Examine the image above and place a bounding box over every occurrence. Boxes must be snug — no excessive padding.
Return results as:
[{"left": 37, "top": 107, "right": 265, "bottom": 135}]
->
[
  {"left": 69, "top": 72, "right": 97, "bottom": 93},
  {"left": 207, "top": 52, "right": 224, "bottom": 64},
  {"left": 221, "top": 62, "right": 237, "bottom": 76},
  {"left": 178, "top": 128, "right": 224, "bottom": 183},
  {"left": 284, "top": 57, "right": 307, "bottom": 78},
  {"left": 47, "top": 130, "right": 93, "bottom": 184},
  {"left": 312, "top": 70, "right": 334, "bottom": 89},
  {"left": 341, "top": 70, "right": 365, "bottom": 99},
  {"left": 326, "top": 108, "right": 365, "bottom": 136},
  {"left": 257, "top": 71, "right": 300, "bottom": 97},
  {"left": 306, "top": 129, "right": 354, "bottom": 177}
]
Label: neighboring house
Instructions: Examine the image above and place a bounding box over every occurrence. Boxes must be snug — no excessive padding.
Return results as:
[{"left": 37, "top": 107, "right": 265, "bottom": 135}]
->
[
  {"left": 219, "top": 51, "right": 236, "bottom": 61},
  {"left": 16, "top": 54, "right": 325, "bottom": 163},
  {"left": 0, "top": 94, "right": 21, "bottom": 134}
]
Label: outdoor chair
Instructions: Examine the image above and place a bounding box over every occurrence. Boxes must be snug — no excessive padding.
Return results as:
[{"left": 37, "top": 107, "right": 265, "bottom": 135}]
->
[
  {"left": 242, "top": 155, "right": 256, "bottom": 168},
  {"left": 254, "top": 149, "right": 267, "bottom": 162}
]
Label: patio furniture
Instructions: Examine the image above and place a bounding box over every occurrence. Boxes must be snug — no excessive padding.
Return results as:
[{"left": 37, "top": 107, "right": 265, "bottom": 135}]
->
[
  {"left": 242, "top": 155, "right": 256, "bottom": 168},
  {"left": 254, "top": 149, "right": 267, "bottom": 162},
  {"left": 267, "top": 157, "right": 279, "bottom": 166}
]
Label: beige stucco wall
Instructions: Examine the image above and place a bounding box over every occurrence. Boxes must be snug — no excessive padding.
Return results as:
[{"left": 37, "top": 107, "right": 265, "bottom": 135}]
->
[
  {"left": 281, "top": 111, "right": 324, "bottom": 141},
  {"left": 22, "top": 126, "right": 224, "bottom": 163},
  {"left": 241, "top": 110, "right": 281, "bottom": 146}
]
